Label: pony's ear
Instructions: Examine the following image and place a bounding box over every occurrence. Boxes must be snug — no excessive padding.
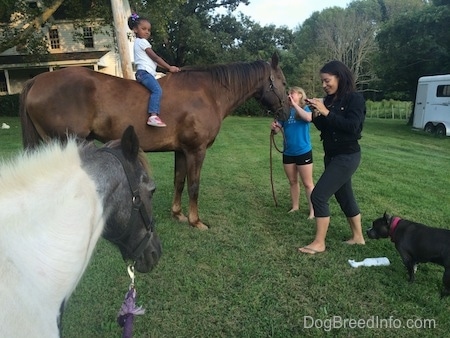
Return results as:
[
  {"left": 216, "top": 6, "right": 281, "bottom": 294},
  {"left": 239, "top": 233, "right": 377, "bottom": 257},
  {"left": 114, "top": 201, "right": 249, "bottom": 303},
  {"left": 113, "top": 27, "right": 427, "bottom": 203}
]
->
[
  {"left": 121, "top": 125, "right": 140, "bottom": 161},
  {"left": 271, "top": 52, "right": 279, "bottom": 69}
]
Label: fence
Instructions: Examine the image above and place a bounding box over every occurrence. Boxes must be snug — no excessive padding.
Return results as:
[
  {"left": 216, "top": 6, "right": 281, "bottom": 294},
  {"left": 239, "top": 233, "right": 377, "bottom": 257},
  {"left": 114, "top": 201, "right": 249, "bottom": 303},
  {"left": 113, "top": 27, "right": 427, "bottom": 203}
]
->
[{"left": 366, "top": 100, "right": 412, "bottom": 120}]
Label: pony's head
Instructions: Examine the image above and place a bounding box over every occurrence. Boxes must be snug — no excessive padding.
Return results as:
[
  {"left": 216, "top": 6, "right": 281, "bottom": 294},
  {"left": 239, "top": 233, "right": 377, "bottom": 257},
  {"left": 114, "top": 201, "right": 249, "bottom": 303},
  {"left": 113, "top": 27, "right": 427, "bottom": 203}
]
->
[
  {"left": 81, "top": 126, "right": 162, "bottom": 273},
  {"left": 257, "top": 52, "right": 290, "bottom": 121}
]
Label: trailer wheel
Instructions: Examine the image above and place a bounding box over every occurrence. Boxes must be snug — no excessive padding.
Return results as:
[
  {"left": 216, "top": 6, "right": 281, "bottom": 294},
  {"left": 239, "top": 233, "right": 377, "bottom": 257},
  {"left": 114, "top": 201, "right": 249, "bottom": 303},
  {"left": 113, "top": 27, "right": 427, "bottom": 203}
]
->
[
  {"left": 436, "top": 124, "right": 446, "bottom": 137},
  {"left": 424, "top": 122, "right": 435, "bottom": 134}
]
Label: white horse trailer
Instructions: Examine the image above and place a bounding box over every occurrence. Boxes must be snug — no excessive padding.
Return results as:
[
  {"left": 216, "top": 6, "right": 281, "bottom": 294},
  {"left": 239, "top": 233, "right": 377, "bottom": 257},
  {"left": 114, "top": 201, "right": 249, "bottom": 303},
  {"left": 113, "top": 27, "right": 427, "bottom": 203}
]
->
[{"left": 412, "top": 74, "right": 450, "bottom": 136}]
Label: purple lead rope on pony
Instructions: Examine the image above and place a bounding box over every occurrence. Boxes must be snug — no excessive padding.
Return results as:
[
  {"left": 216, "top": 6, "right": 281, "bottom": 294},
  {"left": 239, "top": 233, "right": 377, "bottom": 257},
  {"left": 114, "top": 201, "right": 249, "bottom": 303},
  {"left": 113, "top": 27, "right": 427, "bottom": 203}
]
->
[{"left": 117, "top": 287, "right": 145, "bottom": 338}]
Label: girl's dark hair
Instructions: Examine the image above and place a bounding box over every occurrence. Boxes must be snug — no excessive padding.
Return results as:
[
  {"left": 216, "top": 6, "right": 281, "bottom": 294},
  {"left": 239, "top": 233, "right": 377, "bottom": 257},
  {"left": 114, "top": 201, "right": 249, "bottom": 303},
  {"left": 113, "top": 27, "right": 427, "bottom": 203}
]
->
[
  {"left": 127, "top": 13, "right": 148, "bottom": 30},
  {"left": 320, "top": 60, "right": 355, "bottom": 102}
]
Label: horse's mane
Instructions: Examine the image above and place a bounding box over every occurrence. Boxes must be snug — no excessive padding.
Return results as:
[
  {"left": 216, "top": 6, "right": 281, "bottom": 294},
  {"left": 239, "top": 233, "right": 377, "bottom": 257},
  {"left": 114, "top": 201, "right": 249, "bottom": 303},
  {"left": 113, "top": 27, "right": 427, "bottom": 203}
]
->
[
  {"left": 178, "top": 60, "right": 269, "bottom": 95},
  {"left": 0, "top": 138, "right": 80, "bottom": 193}
]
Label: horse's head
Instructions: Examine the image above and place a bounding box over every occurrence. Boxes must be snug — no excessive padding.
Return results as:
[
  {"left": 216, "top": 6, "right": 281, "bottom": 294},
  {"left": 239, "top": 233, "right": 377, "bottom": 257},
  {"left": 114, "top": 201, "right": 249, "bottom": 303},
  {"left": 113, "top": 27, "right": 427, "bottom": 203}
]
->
[
  {"left": 257, "top": 53, "right": 290, "bottom": 121},
  {"left": 88, "top": 126, "right": 162, "bottom": 273}
]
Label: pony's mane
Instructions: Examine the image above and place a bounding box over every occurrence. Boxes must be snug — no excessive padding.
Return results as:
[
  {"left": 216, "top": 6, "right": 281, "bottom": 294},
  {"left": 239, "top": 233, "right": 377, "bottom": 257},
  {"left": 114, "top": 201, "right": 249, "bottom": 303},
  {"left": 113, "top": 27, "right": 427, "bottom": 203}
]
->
[
  {"left": 0, "top": 138, "right": 81, "bottom": 192},
  {"left": 178, "top": 60, "right": 269, "bottom": 95}
]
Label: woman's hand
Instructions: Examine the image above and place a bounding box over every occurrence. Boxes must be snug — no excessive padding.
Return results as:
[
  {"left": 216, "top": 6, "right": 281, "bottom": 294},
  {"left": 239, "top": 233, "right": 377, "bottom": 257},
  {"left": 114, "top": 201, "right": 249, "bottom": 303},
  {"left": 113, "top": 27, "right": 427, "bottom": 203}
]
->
[
  {"left": 288, "top": 94, "right": 299, "bottom": 107},
  {"left": 288, "top": 94, "right": 293, "bottom": 106},
  {"left": 271, "top": 121, "right": 281, "bottom": 131},
  {"left": 306, "top": 98, "right": 329, "bottom": 117}
]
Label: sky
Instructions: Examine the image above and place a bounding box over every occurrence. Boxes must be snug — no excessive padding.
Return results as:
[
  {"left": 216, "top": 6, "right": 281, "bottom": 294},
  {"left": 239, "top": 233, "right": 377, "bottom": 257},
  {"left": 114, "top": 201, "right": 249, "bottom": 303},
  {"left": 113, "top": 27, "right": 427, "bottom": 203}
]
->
[{"left": 223, "top": 0, "right": 351, "bottom": 29}]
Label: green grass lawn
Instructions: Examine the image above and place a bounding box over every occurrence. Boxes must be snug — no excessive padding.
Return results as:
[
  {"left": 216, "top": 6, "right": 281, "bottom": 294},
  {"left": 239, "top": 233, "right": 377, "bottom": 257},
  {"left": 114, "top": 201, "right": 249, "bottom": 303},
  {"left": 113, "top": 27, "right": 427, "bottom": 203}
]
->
[{"left": 1, "top": 116, "right": 450, "bottom": 337}]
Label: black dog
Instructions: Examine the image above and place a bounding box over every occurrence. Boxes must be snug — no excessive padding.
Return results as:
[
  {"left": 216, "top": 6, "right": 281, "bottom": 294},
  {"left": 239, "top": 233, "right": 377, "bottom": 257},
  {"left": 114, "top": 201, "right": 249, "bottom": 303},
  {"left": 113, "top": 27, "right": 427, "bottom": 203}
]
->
[{"left": 367, "top": 212, "right": 450, "bottom": 297}]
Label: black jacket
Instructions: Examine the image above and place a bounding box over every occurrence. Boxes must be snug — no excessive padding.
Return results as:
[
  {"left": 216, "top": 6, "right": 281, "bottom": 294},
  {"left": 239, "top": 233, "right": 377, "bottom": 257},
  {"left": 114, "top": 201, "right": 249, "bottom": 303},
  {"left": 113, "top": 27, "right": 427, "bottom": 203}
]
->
[{"left": 313, "top": 92, "right": 366, "bottom": 157}]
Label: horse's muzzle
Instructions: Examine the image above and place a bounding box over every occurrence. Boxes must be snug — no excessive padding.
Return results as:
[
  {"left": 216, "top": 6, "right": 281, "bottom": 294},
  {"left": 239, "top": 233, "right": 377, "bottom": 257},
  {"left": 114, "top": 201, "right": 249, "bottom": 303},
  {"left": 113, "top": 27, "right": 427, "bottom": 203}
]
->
[{"left": 135, "top": 232, "right": 162, "bottom": 273}]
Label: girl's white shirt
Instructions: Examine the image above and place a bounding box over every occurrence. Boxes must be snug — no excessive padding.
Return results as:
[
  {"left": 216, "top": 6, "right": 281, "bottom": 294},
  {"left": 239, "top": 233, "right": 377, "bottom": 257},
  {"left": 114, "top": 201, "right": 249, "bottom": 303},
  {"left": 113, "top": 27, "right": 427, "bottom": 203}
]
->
[{"left": 134, "top": 37, "right": 157, "bottom": 76}]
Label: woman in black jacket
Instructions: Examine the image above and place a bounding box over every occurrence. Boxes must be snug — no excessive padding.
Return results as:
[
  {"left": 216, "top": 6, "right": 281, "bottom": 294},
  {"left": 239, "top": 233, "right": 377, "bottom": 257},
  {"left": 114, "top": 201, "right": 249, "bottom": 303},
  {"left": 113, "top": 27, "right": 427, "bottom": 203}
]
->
[{"left": 299, "top": 60, "right": 366, "bottom": 254}]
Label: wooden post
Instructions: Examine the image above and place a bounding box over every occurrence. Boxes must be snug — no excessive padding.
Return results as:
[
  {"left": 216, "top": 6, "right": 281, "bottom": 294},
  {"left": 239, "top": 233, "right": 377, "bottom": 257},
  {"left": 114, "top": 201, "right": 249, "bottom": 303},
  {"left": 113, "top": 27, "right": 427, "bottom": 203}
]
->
[{"left": 111, "top": 0, "right": 133, "bottom": 79}]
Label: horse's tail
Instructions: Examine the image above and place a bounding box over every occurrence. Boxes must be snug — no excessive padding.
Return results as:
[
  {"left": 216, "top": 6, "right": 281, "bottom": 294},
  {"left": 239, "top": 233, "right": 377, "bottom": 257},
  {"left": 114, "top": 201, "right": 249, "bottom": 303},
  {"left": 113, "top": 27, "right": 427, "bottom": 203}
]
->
[{"left": 19, "top": 78, "right": 42, "bottom": 149}]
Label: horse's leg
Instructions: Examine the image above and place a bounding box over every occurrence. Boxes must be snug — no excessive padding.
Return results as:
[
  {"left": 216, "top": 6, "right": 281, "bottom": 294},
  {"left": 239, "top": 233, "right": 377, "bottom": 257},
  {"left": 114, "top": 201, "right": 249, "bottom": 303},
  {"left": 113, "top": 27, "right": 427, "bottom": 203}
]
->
[
  {"left": 172, "top": 150, "right": 188, "bottom": 222},
  {"left": 185, "top": 149, "right": 208, "bottom": 230}
]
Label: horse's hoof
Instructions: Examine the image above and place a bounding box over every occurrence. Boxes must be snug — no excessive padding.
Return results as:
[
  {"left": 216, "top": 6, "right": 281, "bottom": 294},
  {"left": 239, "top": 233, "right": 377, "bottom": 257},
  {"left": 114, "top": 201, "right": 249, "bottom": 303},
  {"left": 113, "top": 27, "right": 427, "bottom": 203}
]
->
[
  {"left": 192, "top": 222, "right": 209, "bottom": 230},
  {"left": 172, "top": 211, "right": 188, "bottom": 222}
]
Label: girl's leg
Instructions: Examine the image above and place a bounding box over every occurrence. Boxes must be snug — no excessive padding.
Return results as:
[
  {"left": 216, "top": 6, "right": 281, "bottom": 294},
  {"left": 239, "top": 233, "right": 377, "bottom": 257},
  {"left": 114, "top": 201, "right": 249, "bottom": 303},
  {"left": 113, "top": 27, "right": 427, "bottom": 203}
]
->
[
  {"left": 298, "top": 163, "right": 314, "bottom": 218},
  {"left": 146, "top": 77, "right": 162, "bottom": 114},
  {"left": 136, "top": 71, "right": 163, "bottom": 114},
  {"left": 142, "top": 74, "right": 162, "bottom": 114},
  {"left": 283, "top": 163, "right": 299, "bottom": 212}
]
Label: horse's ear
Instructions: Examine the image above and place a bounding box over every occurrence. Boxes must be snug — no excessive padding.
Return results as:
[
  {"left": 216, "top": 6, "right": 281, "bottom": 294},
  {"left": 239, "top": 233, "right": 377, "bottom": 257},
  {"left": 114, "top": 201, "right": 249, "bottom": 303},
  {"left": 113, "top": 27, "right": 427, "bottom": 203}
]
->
[
  {"left": 271, "top": 52, "right": 279, "bottom": 69},
  {"left": 121, "top": 125, "right": 140, "bottom": 160}
]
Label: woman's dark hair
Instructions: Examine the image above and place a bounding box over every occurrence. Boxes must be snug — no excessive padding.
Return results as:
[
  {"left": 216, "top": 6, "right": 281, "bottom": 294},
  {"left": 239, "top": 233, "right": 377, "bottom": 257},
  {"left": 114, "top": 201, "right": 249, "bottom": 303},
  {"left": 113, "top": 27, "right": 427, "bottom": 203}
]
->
[
  {"left": 127, "top": 13, "right": 148, "bottom": 30},
  {"left": 320, "top": 60, "right": 355, "bottom": 101}
]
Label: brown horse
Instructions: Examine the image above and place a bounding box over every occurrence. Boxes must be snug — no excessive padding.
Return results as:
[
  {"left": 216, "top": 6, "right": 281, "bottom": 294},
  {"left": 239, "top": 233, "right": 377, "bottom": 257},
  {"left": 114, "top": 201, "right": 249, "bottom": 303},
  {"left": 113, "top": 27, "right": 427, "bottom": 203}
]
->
[{"left": 19, "top": 53, "right": 289, "bottom": 229}]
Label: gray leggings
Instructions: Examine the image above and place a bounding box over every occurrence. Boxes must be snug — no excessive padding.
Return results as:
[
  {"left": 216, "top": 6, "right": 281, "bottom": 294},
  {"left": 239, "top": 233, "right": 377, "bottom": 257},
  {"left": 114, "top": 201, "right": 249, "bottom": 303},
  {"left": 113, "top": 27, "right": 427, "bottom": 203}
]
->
[{"left": 311, "top": 152, "right": 361, "bottom": 218}]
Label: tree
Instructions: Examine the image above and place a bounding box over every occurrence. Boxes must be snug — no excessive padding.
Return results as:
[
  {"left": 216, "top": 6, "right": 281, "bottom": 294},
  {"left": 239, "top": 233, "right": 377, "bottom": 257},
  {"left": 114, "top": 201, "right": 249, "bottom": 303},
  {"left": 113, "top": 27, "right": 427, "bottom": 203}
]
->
[
  {"left": 347, "top": 0, "right": 427, "bottom": 23},
  {"left": 315, "top": 7, "right": 378, "bottom": 89},
  {"left": 296, "top": 54, "right": 325, "bottom": 98},
  {"left": 232, "top": 18, "right": 293, "bottom": 63},
  {"left": 375, "top": 4, "right": 450, "bottom": 100},
  {"left": 0, "top": 0, "right": 118, "bottom": 56},
  {"left": 0, "top": 0, "right": 65, "bottom": 54},
  {"left": 147, "top": 0, "right": 248, "bottom": 66},
  {"left": 288, "top": 6, "right": 378, "bottom": 97}
]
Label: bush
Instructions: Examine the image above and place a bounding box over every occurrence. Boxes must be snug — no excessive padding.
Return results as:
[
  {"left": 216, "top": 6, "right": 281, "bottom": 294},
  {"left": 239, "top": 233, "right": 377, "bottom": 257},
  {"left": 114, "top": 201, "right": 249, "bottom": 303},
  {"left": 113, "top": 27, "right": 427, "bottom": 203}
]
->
[
  {"left": 0, "top": 94, "right": 20, "bottom": 117},
  {"left": 233, "top": 98, "right": 280, "bottom": 117}
]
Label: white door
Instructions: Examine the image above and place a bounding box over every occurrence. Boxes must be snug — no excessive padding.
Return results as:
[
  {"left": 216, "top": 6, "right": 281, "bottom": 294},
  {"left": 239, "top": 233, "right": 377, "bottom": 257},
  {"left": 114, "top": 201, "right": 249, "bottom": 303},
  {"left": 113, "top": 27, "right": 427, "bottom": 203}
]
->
[{"left": 413, "top": 83, "right": 428, "bottom": 129}]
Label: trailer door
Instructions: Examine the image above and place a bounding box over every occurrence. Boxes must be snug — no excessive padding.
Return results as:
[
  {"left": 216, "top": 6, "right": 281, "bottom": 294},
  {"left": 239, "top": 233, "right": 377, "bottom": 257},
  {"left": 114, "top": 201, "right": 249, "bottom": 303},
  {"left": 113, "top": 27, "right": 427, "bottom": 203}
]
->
[{"left": 413, "top": 83, "right": 428, "bottom": 129}]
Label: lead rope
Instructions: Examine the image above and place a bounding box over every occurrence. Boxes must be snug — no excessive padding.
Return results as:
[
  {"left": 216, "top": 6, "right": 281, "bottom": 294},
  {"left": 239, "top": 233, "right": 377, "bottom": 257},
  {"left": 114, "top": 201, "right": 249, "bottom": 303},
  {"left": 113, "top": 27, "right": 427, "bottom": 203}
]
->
[
  {"left": 117, "top": 264, "right": 145, "bottom": 338},
  {"left": 269, "top": 124, "right": 285, "bottom": 207}
]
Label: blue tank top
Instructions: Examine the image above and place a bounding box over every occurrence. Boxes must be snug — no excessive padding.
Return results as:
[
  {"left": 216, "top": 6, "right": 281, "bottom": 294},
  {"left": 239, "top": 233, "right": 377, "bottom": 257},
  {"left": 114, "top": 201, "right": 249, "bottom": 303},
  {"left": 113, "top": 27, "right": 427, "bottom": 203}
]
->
[{"left": 278, "top": 107, "right": 312, "bottom": 156}]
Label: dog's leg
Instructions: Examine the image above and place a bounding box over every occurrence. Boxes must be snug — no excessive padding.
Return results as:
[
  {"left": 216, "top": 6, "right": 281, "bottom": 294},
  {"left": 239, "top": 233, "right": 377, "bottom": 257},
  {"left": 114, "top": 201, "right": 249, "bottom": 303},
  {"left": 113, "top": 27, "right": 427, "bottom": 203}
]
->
[
  {"left": 399, "top": 249, "right": 415, "bottom": 282},
  {"left": 441, "top": 268, "right": 450, "bottom": 298},
  {"left": 406, "top": 264, "right": 416, "bottom": 282}
]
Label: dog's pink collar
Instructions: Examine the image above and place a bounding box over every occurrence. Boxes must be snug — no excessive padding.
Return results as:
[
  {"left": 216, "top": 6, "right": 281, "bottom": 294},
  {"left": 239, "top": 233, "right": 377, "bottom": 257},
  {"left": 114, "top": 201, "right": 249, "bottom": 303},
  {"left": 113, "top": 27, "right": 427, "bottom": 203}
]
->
[{"left": 389, "top": 217, "right": 401, "bottom": 241}]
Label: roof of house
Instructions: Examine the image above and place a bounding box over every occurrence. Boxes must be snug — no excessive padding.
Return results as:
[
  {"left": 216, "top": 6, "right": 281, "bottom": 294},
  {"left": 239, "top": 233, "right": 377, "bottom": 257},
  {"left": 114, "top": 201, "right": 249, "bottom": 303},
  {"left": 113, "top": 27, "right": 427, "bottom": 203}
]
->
[{"left": 0, "top": 51, "right": 109, "bottom": 67}]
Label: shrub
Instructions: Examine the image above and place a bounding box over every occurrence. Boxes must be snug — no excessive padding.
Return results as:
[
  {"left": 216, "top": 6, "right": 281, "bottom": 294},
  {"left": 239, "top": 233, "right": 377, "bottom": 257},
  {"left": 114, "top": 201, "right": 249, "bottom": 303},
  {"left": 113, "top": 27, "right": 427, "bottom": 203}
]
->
[
  {"left": 0, "top": 94, "right": 20, "bottom": 117},
  {"left": 233, "top": 98, "right": 273, "bottom": 117}
]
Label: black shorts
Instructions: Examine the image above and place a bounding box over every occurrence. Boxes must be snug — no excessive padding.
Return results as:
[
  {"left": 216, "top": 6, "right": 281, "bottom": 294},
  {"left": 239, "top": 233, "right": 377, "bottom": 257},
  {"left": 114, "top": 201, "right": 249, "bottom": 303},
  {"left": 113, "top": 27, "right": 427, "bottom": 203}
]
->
[{"left": 283, "top": 150, "right": 313, "bottom": 165}]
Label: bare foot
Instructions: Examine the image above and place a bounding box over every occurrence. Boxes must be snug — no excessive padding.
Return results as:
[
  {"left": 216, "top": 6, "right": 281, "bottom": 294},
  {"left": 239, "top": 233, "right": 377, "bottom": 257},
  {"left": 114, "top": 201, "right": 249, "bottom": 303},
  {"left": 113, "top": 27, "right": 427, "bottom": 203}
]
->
[
  {"left": 345, "top": 238, "right": 365, "bottom": 245},
  {"left": 288, "top": 208, "right": 298, "bottom": 213},
  {"left": 298, "top": 243, "right": 325, "bottom": 254}
]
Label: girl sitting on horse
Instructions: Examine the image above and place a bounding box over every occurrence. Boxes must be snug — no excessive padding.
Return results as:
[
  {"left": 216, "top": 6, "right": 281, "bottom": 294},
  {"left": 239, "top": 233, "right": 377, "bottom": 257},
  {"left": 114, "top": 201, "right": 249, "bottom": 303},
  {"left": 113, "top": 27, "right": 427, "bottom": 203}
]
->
[{"left": 128, "top": 13, "right": 181, "bottom": 127}]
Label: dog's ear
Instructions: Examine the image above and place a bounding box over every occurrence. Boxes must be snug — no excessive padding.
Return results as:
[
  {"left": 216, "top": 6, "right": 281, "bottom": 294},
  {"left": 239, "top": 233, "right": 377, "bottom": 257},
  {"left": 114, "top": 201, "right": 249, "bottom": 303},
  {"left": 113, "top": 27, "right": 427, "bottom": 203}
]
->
[{"left": 383, "top": 211, "right": 392, "bottom": 224}]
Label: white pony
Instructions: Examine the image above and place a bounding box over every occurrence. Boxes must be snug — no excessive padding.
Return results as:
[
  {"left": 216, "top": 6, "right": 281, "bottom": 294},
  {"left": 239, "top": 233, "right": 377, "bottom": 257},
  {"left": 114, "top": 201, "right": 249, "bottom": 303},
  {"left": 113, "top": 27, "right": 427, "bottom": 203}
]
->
[{"left": 0, "top": 126, "right": 161, "bottom": 337}]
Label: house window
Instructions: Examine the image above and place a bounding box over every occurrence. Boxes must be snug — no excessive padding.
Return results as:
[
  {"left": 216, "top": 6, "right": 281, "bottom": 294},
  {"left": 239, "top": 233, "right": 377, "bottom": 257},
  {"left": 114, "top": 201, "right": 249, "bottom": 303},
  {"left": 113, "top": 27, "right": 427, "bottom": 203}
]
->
[
  {"left": 49, "top": 28, "right": 60, "bottom": 49},
  {"left": 437, "top": 85, "right": 450, "bottom": 98},
  {"left": 83, "top": 27, "right": 94, "bottom": 48}
]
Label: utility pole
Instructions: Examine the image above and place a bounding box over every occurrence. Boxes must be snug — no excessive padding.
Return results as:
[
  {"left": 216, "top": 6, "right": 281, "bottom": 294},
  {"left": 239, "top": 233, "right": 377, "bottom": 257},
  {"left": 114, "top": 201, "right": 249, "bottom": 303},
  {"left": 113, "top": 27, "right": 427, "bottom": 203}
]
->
[{"left": 110, "top": 0, "right": 133, "bottom": 79}]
